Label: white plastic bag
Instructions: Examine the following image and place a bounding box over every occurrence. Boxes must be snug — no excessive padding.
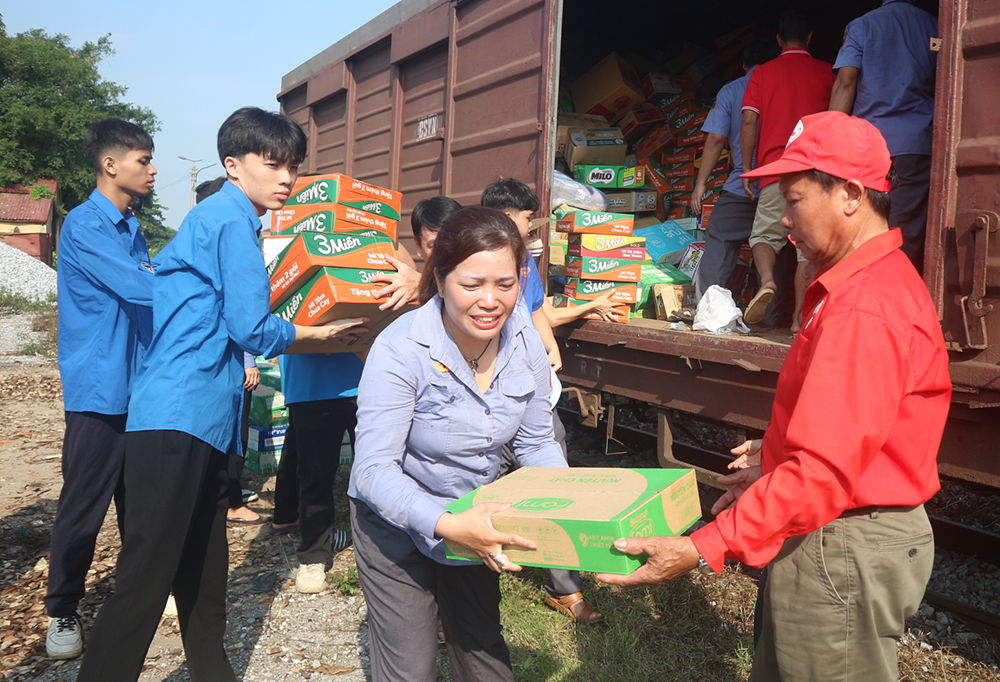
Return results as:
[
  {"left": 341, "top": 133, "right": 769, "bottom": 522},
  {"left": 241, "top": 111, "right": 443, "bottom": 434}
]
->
[
  {"left": 693, "top": 285, "right": 750, "bottom": 334},
  {"left": 550, "top": 170, "right": 608, "bottom": 212}
]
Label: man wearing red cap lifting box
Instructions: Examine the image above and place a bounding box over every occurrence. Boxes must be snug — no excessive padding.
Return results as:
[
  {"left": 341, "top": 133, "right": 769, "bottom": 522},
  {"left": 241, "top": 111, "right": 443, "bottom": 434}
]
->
[{"left": 598, "top": 111, "right": 952, "bottom": 682}]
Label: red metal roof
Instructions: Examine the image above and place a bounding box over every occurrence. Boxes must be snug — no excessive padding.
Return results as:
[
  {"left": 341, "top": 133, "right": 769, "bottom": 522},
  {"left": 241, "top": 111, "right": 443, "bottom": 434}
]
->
[{"left": 0, "top": 180, "right": 57, "bottom": 223}]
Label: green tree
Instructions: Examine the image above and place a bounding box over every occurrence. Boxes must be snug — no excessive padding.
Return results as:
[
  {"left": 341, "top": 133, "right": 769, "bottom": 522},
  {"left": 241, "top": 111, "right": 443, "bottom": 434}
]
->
[
  {"left": 132, "top": 190, "right": 175, "bottom": 256},
  {"left": 0, "top": 22, "right": 161, "bottom": 214}
]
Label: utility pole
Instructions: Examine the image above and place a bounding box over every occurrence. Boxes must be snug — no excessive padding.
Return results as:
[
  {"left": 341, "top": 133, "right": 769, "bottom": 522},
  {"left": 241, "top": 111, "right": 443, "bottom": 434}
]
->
[{"left": 178, "top": 156, "right": 218, "bottom": 209}]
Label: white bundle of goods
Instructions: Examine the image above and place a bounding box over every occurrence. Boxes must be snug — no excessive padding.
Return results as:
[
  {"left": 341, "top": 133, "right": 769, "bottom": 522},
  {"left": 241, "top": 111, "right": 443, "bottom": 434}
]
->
[{"left": 0, "top": 242, "right": 57, "bottom": 303}]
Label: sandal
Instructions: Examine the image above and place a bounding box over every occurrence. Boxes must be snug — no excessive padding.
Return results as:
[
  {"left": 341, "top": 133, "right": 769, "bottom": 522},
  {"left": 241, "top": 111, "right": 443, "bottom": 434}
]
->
[
  {"left": 668, "top": 307, "right": 695, "bottom": 324},
  {"left": 332, "top": 529, "right": 353, "bottom": 554},
  {"left": 543, "top": 592, "right": 604, "bottom": 623},
  {"left": 743, "top": 286, "right": 775, "bottom": 325}
]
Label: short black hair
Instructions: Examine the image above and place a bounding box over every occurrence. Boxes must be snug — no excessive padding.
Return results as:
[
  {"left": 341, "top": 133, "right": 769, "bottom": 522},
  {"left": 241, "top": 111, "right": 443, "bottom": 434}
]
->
[
  {"left": 412, "top": 196, "right": 462, "bottom": 241},
  {"left": 84, "top": 119, "right": 154, "bottom": 172},
  {"left": 195, "top": 176, "right": 228, "bottom": 204},
  {"left": 805, "top": 168, "right": 894, "bottom": 222},
  {"left": 744, "top": 36, "right": 779, "bottom": 68},
  {"left": 217, "top": 107, "right": 307, "bottom": 166},
  {"left": 481, "top": 177, "right": 540, "bottom": 214},
  {"left": 778, "top": 7, "right": 814, "bottom": 44}
]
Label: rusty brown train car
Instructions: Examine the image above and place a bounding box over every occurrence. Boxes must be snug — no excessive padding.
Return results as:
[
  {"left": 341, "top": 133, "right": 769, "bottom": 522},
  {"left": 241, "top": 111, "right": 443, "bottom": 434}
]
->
[{"left": 277, "top": 0, "right": 1000, "bottom": 487}]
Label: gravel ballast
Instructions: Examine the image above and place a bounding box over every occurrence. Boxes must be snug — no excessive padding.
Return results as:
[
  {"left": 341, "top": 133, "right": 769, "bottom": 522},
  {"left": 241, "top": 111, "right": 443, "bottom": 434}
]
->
[{"left": 0, "top": 242, "right": 57, "bottom": 303}]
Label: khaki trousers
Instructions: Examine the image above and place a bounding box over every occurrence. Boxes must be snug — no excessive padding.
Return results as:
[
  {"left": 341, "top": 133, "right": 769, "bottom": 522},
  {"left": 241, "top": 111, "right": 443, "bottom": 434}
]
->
[{"left": 751, "top": 505, "right": 933, "bottom": 682}]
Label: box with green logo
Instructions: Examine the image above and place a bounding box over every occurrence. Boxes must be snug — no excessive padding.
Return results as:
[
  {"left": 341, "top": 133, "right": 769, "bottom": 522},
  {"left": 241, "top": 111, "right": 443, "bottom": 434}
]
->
[
  {"left": 573, "top": 164, "right": 645, "bottom": 189},
  {"left": 444, "top": 467, "right": 700, "bottom": 574}
]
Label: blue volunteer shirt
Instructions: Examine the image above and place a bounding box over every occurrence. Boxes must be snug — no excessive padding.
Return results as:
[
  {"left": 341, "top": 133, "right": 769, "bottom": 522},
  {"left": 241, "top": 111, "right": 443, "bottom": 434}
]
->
[
  {"left": 279, "top": 353, "right": 363, "bottom": 404},
  {"left": 834, "top": 0, "right": 938, "bottom": 156},
  {"left": 127, "top": 181, "right": 296, "bottom": 454},
  {"left": 57, "top": 189, "right": 154, "bottom": 414},
  {"left": 701, "top": 66, "right": 758, "bottom": 197},
  {"left": 520, "top": 256, "right": 545, "bottom": 313}
]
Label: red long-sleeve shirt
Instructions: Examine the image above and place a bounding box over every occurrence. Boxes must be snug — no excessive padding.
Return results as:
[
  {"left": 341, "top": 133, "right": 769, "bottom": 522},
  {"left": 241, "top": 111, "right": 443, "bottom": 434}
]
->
[{"left": 692, "top": 230, "right": 951, "bottom": 572}]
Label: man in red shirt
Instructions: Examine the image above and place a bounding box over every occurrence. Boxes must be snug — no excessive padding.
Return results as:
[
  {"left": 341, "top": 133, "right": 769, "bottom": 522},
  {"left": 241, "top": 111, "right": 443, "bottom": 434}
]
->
[
  {"left": 740, "top": 9, "right": 835, "bottom": 331},
  {"left": 598, "top": 111, "right": 951, "bottom": 682}
]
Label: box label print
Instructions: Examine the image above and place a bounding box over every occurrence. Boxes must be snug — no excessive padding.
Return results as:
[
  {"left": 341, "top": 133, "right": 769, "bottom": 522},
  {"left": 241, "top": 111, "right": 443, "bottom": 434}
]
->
[
  {"left": 562, "top": 278, "right": 639, "bottom": 303},
  {"left": 565, "top": 255, "right": 642, "bottom": 282},
  {"left": 567, "top": 234, "right": 646, "bottom": 260},
  {"left": 272, "top": 202, "right": 398, "bottom": 241},
  {"left": 555, "top": 211, "right": 634, "bottom": 235}
]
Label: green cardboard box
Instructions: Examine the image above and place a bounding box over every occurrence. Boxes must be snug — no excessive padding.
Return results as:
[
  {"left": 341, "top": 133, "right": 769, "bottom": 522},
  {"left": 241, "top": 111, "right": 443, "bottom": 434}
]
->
[
  {"left": 244, "top": 447, "right": 281, "bottom": 475},
  {"left": 636, "top": 263, "right": 692, "bottom": 310},
  {"left": 573, "top": 164, "right": 645, "bottom": 189},
  {"left": 444, "top": 467, "right": 700, "bottom": 574}
]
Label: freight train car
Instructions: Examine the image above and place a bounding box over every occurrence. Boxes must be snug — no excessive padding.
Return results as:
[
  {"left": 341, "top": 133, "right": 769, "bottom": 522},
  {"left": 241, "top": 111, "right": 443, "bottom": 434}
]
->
[{"left": 277, "top": 0, "right": 1000, "bottom": 487}]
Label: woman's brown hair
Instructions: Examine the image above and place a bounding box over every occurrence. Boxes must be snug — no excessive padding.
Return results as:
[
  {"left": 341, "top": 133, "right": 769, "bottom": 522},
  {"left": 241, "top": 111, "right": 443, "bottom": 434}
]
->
[{"left": 418, "top": 206, "right": 527, "bottom": 304}]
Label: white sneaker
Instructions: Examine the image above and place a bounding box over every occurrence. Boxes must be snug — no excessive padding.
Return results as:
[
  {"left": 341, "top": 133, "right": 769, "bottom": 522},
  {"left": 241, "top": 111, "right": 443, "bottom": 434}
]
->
[
  {"left": 296, "top": 563, "right": 328, "bottom": 594},
  {"left": 46, "top": 613, "right": 83, "bottom": 659},
  {"left": 163, "top": 594, "right": 178, "bottom": 617}
]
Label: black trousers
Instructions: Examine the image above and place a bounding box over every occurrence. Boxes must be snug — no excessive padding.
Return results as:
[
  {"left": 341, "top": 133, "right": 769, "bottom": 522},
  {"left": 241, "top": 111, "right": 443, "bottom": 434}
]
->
[
  {"left": 351, "top": 498, "right": 513, "bottom": 682},
  {"left": 76, "top": 430, "right": 236, "bottom": 682},
  {"left": 285, "top": 398, "right": 357, "bottom": 565},
  {"left": 228, "top": 387, "right": 253, "bottom": 509},
  {"left": 696, "top": 190, "right": 758, "bottom": 301},
  {"left": 889, "top": 154, "right": 932, "bottom": 273},
  {"left": 45, "top": 412, "right": 127, "bottom": 617}
]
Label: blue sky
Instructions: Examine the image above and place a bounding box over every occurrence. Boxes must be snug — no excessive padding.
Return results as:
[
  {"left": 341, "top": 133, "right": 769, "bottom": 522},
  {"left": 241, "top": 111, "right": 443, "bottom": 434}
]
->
[{"left": 2, "top": 1, "right": 399, "bottom": 229}]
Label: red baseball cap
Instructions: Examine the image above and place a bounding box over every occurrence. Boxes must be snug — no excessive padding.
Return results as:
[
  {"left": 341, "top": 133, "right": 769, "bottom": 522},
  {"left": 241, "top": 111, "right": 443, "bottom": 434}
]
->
[{"left": 742, "top": 111, "right": 892, "bottom": 192}]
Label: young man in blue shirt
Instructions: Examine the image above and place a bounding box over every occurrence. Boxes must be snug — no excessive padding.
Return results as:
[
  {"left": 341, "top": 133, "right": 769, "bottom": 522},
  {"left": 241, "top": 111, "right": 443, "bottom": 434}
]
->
[
  {"left": 76, "top": 108, "right": 367, "bottom": 682},
  {"left": 46, "top": 119, "right": 157, "bottom": 660},
  {"left": 693, "top": 38, "right": 778, "bottom": 309},
  {"left": 829, "top": 0, "right": 938, "bottom": 272}
]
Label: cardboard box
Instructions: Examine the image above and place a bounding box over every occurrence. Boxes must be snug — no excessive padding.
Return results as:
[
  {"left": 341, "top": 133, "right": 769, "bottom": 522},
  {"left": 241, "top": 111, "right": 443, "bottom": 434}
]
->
[
  {"left": 603, "top": 189, "right": 659, "bottom": 213},
  {"left": 273, "top": 268, "right": 416, "bottom": 352},
  {"left": 641, "top": 73, "right": 693, "bottom": 101},
  {"left": 634, "top": 220, "right": 697, "bottom": 265},
  {"left": 565, "top": 255, "right": 642, "bottom": 283},
  {"left": 283, "top": 174, "right": 402, "bottom": 221},
  {"left": 444, "top": 467, "right": 700, "bottom": 574},
  {"left": 570, "top": 53, "right": 645, "bottom": 124},
  {"left": 551, "top": 293, "right": 630, "bottom": 324},
  {"left": 563, "top": 278, "right": 639, "bottom": 303},
  {"left": 248, "top": 424, "right": 286, "bottom": 453},
  {"left": 633, "top": 123, "right": 675, "bottom": 161},
  {"left": 272, "top": 202, "right": 399, "bottom": 242},
  {"left": 249, "top": 390, "right": 287, "bottom": 429},
  {"left": 548, "top": 241, "right": 568, "bottom": 266},
  {"left": 661, "top": 161, "right": 697, "bottom": 180},
  {"left": 636, "top": 262, "right": 693, "bottom": 310},
  {"left": 556, "top": 112, "right": 610, "bottom": 158},
  {"left": 267, "top": 232, "right": 397, "bottom": 307},
  {"left": 618, "top": 106, "right": 668, "bottom": 144},
  {"left": 667, "top": 205, "right": 696, "bottom": 221},
  {"left": 649, "top": 90, "right": 700, "bottom": 113},
  {"left": 573, "top": 164, "right": 645, "bottom": 189},
  {"left": 677, "top": 241, "right": 706, "bottom": 280},
  {"left": 555, "top": 211, "right": 634, "bottom": 235},
  {"left": 654, "top": 283, "right": 697, "bottom": 321},
  {"left": 567, "top": 234, "right": 646, "bottom": 260},
  {"left": 639, "top": 158, "right": 670, "bottom": 194},
  {"left": 670, "top": 106, "right": 711, "bottom": 136},
  {"left": 674, "top": 128, "right": 708, "bottom": 148},
  {"left": 668, "top": 176, "right": 696, "bottom": 193},
  {"left": 244, "top": 447, "right": 281, "bottom": 475},
  {"left": 255, "top": 361, "right": 282, "bottom": 391},
  {"left": 263, "top": 235, "right": 295, "bottom": 267},
  {"left": 566, "top": 128, "right": 628, "bottom": 168}
]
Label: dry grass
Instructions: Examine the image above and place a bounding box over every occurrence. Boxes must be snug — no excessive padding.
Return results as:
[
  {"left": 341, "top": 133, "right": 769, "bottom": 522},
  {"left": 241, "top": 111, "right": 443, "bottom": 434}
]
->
[{"left": 16, "top": 305, "right": 58, "bottom": 358}]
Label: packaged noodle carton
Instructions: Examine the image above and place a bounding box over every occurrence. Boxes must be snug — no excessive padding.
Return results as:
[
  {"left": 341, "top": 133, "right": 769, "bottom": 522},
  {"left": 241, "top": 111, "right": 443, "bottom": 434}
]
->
[
  {"left": 444, "top": 467, "right": 700, "bottom": 574},
  {"left": 603, "top": 189, "right": 658, "bottom": 213},
  {"left": 555, "top": 210, "right": 634, "bottom": 236},
  {"left": 273, "top": 268, "right": 416, "bottom": 352},
  {"left": 677, "top": 241, "right": 707, "bottom": 280},
  {"left": 556, "top": 112, "right": 611, "bottom": 159},
  {"left": 567, "top": 234, "right": 646, "bottom": 261},
  {"left": 565, "top": 128, "right": 627, "bottom": 168},
  {"left": 281, "top": 174, "right": 402, "bottom": 221},
  {"left": 565, "top": 255, "right": 642, "bottom": 283},
  {"left": 272, "top": 202, "right": 398, "bottom": 242},
  {"left": 551, "top": 293, "right": 630, "bottom": 324},
  {"left": 563, "top": 278, "right": 639, "bottom": 303},
  {"left": 570, "top": 53, "right": 645, "bottom": 124},
  {"left": 267, "top": 232, "right": 397, "bottom": 308},
  {"left": 634, "top": 220, "right": 697, "bottom": 265}
]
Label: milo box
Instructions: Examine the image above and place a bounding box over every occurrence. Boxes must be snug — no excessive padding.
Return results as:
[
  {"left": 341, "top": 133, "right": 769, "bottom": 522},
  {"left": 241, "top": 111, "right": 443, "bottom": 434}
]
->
[
  {"left": 573, "top": 164, "right": 645, "bottom": 189},
  {"left": 282, "top": 174, "right": 403, "bottom": 221},
  {"left": 555, "top": 210, "right": 634, "bottom": 235},
  {"left": 562, "top": 277, "right": 639, "bottom": 303},
  {"left": 271, "top": 202, "right": 398, "bottom": 241},
  {"left": 567, "top": 234, "right": 646, "bottom": 260},
  {"left": 565, "top": 256, "right": 642, "bottom": 283},
  {"left": 273, "top": 268, "right": 416, "bottom": 351},
  {"left": 267, "top": 232, "right": 397, "bottom": 309}
]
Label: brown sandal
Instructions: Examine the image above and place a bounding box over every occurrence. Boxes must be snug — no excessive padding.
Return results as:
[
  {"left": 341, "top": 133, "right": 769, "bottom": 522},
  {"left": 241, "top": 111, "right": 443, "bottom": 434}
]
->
[{"left": 544, "top": 592, "right": 604, "bottom": 623}]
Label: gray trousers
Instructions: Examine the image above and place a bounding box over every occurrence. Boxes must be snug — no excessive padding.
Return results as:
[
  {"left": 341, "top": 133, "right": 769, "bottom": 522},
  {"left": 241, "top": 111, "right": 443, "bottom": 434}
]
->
[
  {"left": 696, "top": 190, "right": 758, "bottom": 301},
  {"left": 751, "top": 505, "right": 934, "bottom": 682},
  {"left": 501, "top": 409, "right": 580, "bottom": 597},
  {"left": 351, "top": 498, "right": 512, "bottom": 682}
]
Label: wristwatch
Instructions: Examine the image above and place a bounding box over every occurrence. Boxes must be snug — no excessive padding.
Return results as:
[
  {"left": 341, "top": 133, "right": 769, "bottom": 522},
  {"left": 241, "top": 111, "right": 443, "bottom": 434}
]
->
[{"left": 696, "top": 553, "right": 716, "bottom": 576}]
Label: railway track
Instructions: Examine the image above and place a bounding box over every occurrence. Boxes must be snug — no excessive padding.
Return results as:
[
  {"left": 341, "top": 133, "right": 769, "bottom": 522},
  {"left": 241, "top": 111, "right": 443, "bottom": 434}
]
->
[{"left": 558, "top": 405, "right": 1000, "bottom": 639}]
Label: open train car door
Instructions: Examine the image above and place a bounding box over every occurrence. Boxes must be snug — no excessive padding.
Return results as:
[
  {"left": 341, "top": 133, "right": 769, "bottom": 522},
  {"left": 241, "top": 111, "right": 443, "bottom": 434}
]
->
[
  {"left": 925, "top": 0, "right": 1000, "bottom": 485},
  {"left": 444, "top": 0, "right": 558, "bottom": 209}
]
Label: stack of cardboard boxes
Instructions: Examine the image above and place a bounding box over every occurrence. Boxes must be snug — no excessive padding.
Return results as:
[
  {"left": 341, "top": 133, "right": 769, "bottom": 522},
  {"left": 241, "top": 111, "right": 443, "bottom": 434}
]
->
[
  {"left": 264, "top": 174, "right": 415, "bottom": 350},
  {"left": 551, "top": 26, "right": 760, "bottom": 322},
  {"left": 246, "top": 362, "right": 287, "bottom": 474}
]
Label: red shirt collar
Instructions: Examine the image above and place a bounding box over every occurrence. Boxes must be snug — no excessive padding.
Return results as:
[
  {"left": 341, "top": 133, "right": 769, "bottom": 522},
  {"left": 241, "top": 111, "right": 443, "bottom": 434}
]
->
[
  {"left": 780, "top": 48, "right": 811, "bottom": 56},
  {"left": 814, "top": 229, "right": 904, "bottom": 295}
]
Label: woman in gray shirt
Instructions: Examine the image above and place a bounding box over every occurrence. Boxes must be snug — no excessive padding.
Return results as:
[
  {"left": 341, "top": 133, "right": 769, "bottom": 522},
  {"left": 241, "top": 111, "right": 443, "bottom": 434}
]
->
[{"left": 348, "top": 206, "right": 565, "bottom": 682}]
